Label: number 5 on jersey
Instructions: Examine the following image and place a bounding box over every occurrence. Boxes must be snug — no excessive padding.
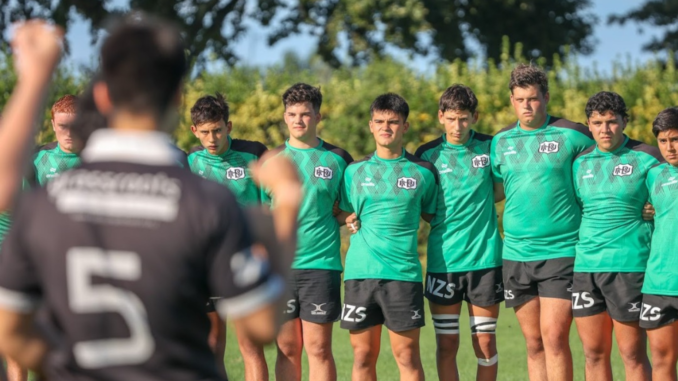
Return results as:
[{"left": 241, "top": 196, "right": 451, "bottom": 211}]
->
[{"left": 68, "top": 248, "right": 154, "bottom": 368}]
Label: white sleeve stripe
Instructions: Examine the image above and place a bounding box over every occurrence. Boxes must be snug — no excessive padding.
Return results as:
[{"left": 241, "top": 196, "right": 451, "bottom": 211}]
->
[
  {"left": 0, "top": 287, "right": 40, "bottom": 313},
  {"left": 216, "top": 275, "right": 283, "bottom": 319}
]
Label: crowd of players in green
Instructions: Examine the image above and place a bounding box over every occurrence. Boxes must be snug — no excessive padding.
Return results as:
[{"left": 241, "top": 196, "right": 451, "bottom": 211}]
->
[{"left": 7, "top": 59, "right": 678, "bottom": 381}]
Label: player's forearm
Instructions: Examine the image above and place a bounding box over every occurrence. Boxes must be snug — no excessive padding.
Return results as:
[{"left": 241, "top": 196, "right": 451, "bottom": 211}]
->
[
  {"left": 0, "top": 78, "right": 51, "bottom": 211},
  {"left": 335, "top": 210, "right": 351, "bottom": 226},
  {"left": 0, "top": 310, "right": 48, "bottom": 373}
]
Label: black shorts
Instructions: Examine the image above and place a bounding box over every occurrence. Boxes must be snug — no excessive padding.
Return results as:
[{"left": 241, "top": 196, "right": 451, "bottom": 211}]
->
[
  {"left": 503, "top": 257, "right": 574, "bottom": 308},
  {"left": 281, "top": 269, "right": 342, "bottom": 323},
  {"left": 425, "top": 267, "right": 504, "bottom": 307},
  {"left": 206, "top": 298, "right": 219, "bottom": 313},
  {"left": 571, "top": 272, "right": 644, "bottom": 322},
  {"left": 640, "top": 294, "right": 678, "bottom": 329},
  {"left": 341, "top": 279, "right": 425, "bottom": 332}
]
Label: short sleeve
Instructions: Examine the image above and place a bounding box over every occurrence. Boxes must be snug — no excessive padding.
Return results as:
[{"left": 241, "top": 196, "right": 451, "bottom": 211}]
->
[
  {"left": 339, "top": 170, "right": 354, "bottom": 213},
  {"left": 421, "top": 171, "right": 438, "bottom": 215},
  {"left": 0, "top": 196, "right": 42, "bottom": 313},
  {"left": 569, "top": 130, "right": 595, "bottom": 157},
  {"left": 490, "top": 137, "right": 503, "bottom": 183},
  {"left": 209, "top": 195, "right": 282, "bottom": 319}
]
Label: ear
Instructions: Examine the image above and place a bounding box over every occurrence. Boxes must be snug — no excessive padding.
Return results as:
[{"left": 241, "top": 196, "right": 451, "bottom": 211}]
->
[
  {"left": 93, "top": 82, "right": 113, "bottom": 115},
  {"left": 190, "top": 125, "right": 198, "bottom": 137},
  {"left": 226, "top": 121, "right": 233, "bottom": 134},
  {"left": 472, "top": 111, "right": 479, "bottom": 124},
  {"left": 369, "top": 119, "right": 375, "bottom": 134},
  {"left": 622, "top": 116, "right": 629, "bottom": 130},
  {"left": 51, "top": 118, "right": 56, "bottom": 131},
  {"left": 586, "top": 119, "right": 593, "bottom": 133},
  {"left": 544, "top": 91, "right": 550, "bottom": 103},
  {"left": 437, "top": 110, "right": 444, "bottom": 124},
  {"left": 403, "top": 121, "right": 410, "bottom": 133},
  {"left": 316, "top": 112, "right": 322, "bottom": 124}
]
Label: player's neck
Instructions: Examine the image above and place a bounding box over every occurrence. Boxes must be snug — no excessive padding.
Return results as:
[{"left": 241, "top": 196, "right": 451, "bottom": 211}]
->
[
  {"left": 288, "top": 135, "right": 320, "bottom": 150},
  {"left": 110, "top": 111, "right": 159, "bottom": 132},
  {"left": 376, "top": 144, "right": 403, "bottom": 160}
]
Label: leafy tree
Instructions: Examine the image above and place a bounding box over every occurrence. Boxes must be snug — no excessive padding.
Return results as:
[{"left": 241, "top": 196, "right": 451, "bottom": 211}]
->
[
  {"left": 609, "top": 0, "right": 678, "bottom": 54},
  {"left": 275, "top": 0, "right": 597, "bottom": 66}
]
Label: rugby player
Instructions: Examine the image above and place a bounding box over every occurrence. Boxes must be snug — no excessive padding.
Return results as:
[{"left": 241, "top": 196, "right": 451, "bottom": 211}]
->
[
  {"left": 490, "top": 63, "right": 594, "bottom": 381},
  {"left": 640, "top": 107, "right": 678, "bottom": 381},
  {"left": 572, "top": 91, "right": 657, "bottom": 381},
  {"left": 187, "top": 93, "right": 267, "bottom": 380},
  {"left": 414, "top": 84, "right": 503, "bottom": 381},
  {"left": 264, "top": 83, "right": 353, "bottom": 381},
  {"left": 0, "top": 15, "right": 293, "bottom": 381},
  {"left": 340, "top": 93, "right": 438, "bottom": 381}
]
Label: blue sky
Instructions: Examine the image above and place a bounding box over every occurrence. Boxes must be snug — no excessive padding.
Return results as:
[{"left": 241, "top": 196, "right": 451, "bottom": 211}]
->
[{"left": 63, "top": 0, "right": 666, "bottom": 75}]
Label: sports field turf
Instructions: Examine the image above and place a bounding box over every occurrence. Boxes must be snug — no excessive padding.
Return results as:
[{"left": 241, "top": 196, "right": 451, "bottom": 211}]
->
[{"left": 224, "top": 301, "right": 632, "bottom": 380}]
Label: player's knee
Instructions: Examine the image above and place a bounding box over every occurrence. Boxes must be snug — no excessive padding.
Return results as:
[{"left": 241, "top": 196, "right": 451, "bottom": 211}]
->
[
  {"left": 392, "top": 345, "right": 422, "bottom": 370},
  {"left": 304, "top": 338, "right": 333, "bottom": 361},
  {"left": 435, "top": 333, "right": 460, "bottom": 356},
  {"left": 541, "top": 325, "right": 569, "bottom": 350},
  {"left": 582, "top": 343, "right": 609, "bottom": 364},
  {"left": 352, "top": 346, "right": 379, "bottom": 369},
  {"left": 618, "top": 343, "right": 649, "bottom": 366},
  {"left": 472, "top": 333, "right": 496, "bottom": 359},
  {"left": 276, "top": 338, "right": 302, "bottom": 359},
  {"left": 650, "top": 341, "right": 678, "bottom": 364},
  {"left": 524, "top": 336, "right": 545, "bottom": 358}
]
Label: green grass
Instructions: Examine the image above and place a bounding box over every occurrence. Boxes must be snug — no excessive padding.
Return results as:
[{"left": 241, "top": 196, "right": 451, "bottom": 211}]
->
[{"left": 224, "top": 302, "right": 633, "bottom": 380}]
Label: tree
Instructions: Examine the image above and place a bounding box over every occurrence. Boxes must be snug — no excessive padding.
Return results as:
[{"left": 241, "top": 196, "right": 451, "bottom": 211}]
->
[
  {"left": 609, "top": 0, "right": 678, "bottom": 53},
  {"left": 0, "top": 0, "right": 284, "bottom": 70},
  {"left": 273, "top": 0, "right": 597, "bottom": 66}
]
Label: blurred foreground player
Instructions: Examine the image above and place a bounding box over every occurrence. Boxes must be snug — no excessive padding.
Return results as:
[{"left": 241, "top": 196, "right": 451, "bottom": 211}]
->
[{"left": 0, "top": 15, "right": 296, "bottom": 381}]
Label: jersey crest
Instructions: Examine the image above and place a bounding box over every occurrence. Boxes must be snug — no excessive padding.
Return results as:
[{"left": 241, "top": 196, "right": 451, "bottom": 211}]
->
[
  {"left": 397, "top": 177, "right": 418, "bottom": 190},
  {"left": 613, "top": 164, "right": 633, "bottom": 177},
  {"left": 472, "top": 154, "right": 490, "bottom": 168},
  {"left": 226, "top": 167, "right": 246, "bottom": 180},
  {"left": 538, "top": 141, "right": 560, "bottom": 154},
  {"left": 313, "top": 166, "right": 333, "bottom": 180}
]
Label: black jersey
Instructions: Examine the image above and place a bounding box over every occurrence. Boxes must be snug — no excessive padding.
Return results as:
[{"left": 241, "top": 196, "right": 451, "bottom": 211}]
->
[{"left": 0, "top": 129, "right": 282, "bottom": 381}]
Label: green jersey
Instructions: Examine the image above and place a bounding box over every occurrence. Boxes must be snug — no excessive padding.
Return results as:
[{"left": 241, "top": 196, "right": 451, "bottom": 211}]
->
[
  {"left": 415, "top": 132, "right": 502, "bottom": 272},
  {"left": 32, "top": 142, "right": 81, "bottom": 186},
  {"left": 491, "top": 115, "right": 593, "bottom": 261},
  {"left": 263, "top": 139, "right": 353, "bottom": 271},
  {"left": 188, "top": 137, "right": 267, "bottom": 207},
  {"left": 340, "top": 150, "right": 439, "bottom": 282},
  {"left": 643, "top": 163, "right": 678, "bottom": 295},
  {"left": 573, "top": 137, "right": 662, "bottom": 272}
]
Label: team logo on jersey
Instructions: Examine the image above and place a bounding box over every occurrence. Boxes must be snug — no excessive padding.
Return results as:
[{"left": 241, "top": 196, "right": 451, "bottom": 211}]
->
[
  {"left": 503, "top": 146, "right": 517, "bottom": 156},
  {"left": 613, "top": 164, "right": 633, "bottom": 177},
  {"left": 472, "top": 154, "right": 490, "bottom": 168},
  {"left": 311, "top": 303, "right": 328, "bottom": 315},
  {"left": 582, "top": 169, "right": 594, "bottom": 179},
  {"left": 314, "top": 166, "right": 333, "bottom": 180},
  {"left": 50, "top": 167, "right": 57, "bottom": 172},
  {"left": 411, "top": 309, "right": 422, "bottom": 319},
  {"left": 628, "top": 302, "right": 641, "bottom": 313},
  {"left": 539, "top": 141, "right": 560, "bottom": 153},
  {"left": 226, "top": 167, "right": 246, "bottom": 180},
  {"left": 439, "top": 163, "right": 453, "bottom": 174},
  {"left": 662, "top": 176, "right": 677, "bottom": 187},
  {"left": 361, "top": 177, "right": 375, "bottom": 187},
  {"left": 397, "top": 177, "right": 417, "bottom": 190}
]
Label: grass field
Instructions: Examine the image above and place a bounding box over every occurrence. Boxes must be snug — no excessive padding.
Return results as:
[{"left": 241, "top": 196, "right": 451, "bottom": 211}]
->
[{"left": 224, "top": 301, "right": 633, "bottom": 380}]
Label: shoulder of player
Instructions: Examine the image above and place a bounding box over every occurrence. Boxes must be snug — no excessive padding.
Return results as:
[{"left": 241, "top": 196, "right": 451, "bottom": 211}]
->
[
  {"left": 549, "top": 116, "right": 592, "bottom": 139},
  {"left": 414, "top": 136, "right": 444, "bottom": 158},
  {"left": 345, "top": 153, "right": 374, "bottom": 173},
  {"left": 33, "top": 141, "right": 58, "bottom": 158},
  {"left": 626, "top": 138, "right": 664, "bottom": 164},
  {"left": 495, "top": 121, "right": 518, "bottom": 137},
  {"left": 404, "top": 152, "right": 439, "bottom": 183},
  {"left": 321, "top": 140, "right": 354, "bottom": 165},
  {"left": 574, "top": 144, "right": 597, "bottom": 161},
  {"left": 230, "top": 139, "right": 268, "bottom": 158}
]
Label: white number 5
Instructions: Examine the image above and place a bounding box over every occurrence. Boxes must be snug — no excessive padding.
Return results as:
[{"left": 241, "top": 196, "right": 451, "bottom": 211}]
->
[{"left": 67, "top": 248, "right": 155, "bottom": 368}]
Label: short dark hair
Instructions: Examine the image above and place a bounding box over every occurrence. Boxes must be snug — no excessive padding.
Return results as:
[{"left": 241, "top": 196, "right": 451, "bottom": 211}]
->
[
  {"left": 72, "top": 77, "right": 107, "bottom": 146},
  {"left": 100, "top": 14, "right": 187, "bottom": 116},
  {"left": 509, "top": 63, "right": 549, "bottom": 95},
  {"left": 190, "top": 93, "right": 229, "bottom": 126},
  {"left": 652, "top": 107, "right": 678, "bottom": 137},
  {"left": 585, "top": 91, "right": 628, "bottom": 120},
  {"left": 370, "top": 93, "right": 409, "bottom": 120},
  {"left": 282, "top": 83, "right": 322, "bottom": 113},
  {"left": 439, "top": 85, "right": 478, "bottom": 113}
]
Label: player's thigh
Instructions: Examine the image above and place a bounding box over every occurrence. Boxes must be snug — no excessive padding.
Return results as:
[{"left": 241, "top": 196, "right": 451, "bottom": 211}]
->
[
  {"left": 341, "top": 279, "right": 385, "bottom": 331},
  {"left": 297, "top": 269, "right": 342, "bottom": 323},
  {"left": 599, "top": 272, "right": 644, "bottom": 323},
  {"left": 612, "top": 319, "right": 647, "bottom": 358},
  {"left": 502, "top": 259, "right": 538, "bottom": 308},
  {"left": 277, "top": 318, "right": 303, "bottom": 354},
  {"left": 646, "top": 321, "right": 678, "bottom": 360},
  {"left": 574, "top": 311, "right": 613, "bottom": 354},
  {"left": 514, "top": 296, "right": 542, "bottom": 340},
  {"left": 539, "top": 296, "right": 573, "bottom": 336},
  {"left": 301, "top": 320, "right": 334, "bottom": 354},
  {"left": 429, "top": 301, "right": 463, "bottom": 336},
  {"left": 388, "top": 327, "right": 422, "bottom": 359},
  {"left": 571, "top": 272, "right": 606, "bottom": 319},
  {"left": 349, "top": 325, "right": 382, "bottom": 363},
  {"left": 534, "top": 257, "right": 574, "bottom": 301},
  {"left": 378, "top": 280, "right": 425, "bottom": 332}
]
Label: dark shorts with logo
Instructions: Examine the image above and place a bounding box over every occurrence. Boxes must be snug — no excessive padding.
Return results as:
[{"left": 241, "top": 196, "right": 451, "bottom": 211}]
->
[
  {"left": 503, "top": 257, "right": 574, "bottom": 308},
  {"left": 341, "top": 279, "right": 425, "bottom": 332},
  {"left": 425, "top": 267, "right": 504, "bottom": 307},
  {"left": 640, "top": 294, "right": 678, "bottom": 329},
  {"left": 206, "top": 298, "right": 218, "bottom": 313},
  {"left": 571, "top": 272, "right": 644, "bottom": 322},
  {"left": 281, "top": 269, "right": 342, "bottom": 323}
]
